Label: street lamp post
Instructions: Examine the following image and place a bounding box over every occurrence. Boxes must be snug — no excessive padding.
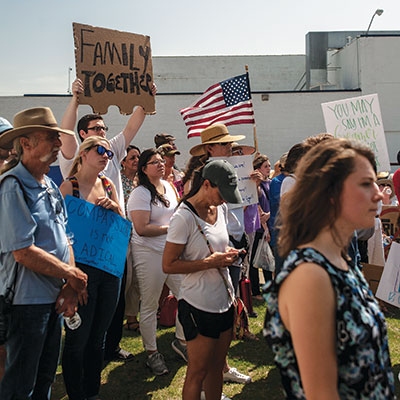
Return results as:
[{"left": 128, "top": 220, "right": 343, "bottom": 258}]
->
[{"left": 365, "top": 9, "right": 384, "bottom": 37}]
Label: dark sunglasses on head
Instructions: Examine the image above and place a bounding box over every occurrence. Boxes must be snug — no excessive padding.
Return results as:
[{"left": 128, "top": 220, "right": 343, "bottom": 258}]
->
[
  {"left": 92, "top": 144, "right": 114, "bottom": 160},
  {"left": 216, "top": 142, "right": 231, "bottom": 146}
]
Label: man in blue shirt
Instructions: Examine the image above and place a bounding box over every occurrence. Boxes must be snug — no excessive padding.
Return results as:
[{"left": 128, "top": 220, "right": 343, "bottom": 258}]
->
[{"left": 0, "top": 107, "right": 88, "bottom": 400}]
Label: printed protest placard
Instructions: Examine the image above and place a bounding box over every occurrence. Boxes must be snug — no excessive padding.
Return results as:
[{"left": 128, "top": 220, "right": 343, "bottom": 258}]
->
[
  {"left": 73, "top": 22, "right": 155, "bottom": 115},
  {"left": 65, "top": 195, "right": 131, "bottom": 278},
  {"left": 321, "top": 94, "right": 390, "bottom": 171},
  {"left": 376, "top": 242, "right": 400, "bottom": 308},
  {"left": 210, "top": 155, "right": 258, "bottom": 205}
]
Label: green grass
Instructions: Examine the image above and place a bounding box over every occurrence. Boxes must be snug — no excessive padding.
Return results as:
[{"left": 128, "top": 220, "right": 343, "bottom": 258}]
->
[{"left": 51, "top": 298, "right": 400, "bottom": 399}]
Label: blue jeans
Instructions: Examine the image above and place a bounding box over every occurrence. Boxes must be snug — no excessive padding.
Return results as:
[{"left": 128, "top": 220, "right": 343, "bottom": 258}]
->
[
  {"left": 62, "top": 264, "right": 120, "bottom": 400},
  {"left": 0, "top": 303, "right": 62, "bottom": 400}
]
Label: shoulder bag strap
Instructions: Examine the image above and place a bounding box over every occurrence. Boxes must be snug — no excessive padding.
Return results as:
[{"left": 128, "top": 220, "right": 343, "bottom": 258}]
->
[{"left": 183, "top": 202, "right": 236, "bottom": 305}]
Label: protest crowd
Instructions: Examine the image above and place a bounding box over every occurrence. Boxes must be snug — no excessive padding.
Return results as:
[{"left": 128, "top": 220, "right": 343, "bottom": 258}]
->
[{"left": 0, "top": 67, "right": 399, "bottom": 400}]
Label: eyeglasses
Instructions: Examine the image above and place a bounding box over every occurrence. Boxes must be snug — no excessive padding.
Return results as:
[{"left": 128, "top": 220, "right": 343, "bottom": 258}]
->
[
  {"left": 90, "top": 145, "right": 114, "bottom": 160},
  {"left": 215, "top": 142, "right": 232, "bottom": 147},
  {"left": 87, "top": 126, "right": 108, "bottom": 132},
  {"left": 147, "top": 159, "right": 166, "bottom": 166},
  {"left": 46, "top": 186, "right": 63, "bottom": 223}
]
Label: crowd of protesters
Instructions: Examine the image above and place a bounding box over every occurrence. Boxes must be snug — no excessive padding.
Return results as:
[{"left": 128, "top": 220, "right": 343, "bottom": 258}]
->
[{"left": 0, "top": 77, "right": 397, "bottom": 400}]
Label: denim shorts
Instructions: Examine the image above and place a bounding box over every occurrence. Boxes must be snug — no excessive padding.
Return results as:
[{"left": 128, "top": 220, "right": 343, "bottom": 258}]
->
[{"left": 178, "top": 299, "right": 234, "bottom": 340}]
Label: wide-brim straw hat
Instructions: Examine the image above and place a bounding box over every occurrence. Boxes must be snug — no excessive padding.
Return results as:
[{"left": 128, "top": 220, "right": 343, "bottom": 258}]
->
[
  {"left": 0, "top": 107, "right": 75, "bottom": 149},
  {"left": 189, "top": 124, "right": 245, "bottom": 156}
]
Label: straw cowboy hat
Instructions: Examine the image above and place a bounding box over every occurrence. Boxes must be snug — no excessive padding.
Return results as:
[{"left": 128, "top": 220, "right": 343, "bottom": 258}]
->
[
  {"left": 0, "top": 107, "right": 75, "bottom": 150},
  {"left": 189, "top": 124, "right": 245, "bottom": 156}
]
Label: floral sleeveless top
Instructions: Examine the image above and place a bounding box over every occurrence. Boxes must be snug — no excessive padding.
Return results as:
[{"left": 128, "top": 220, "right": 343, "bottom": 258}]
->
[{"left": 263, "top": 247, "right": 395, "bottom": 399}]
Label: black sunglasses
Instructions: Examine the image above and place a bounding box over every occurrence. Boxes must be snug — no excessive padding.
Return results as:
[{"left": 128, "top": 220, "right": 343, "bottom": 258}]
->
[
  {"left": 87, "top": 126, "right": 109, "bottom": 132},
  {"left": 91, "top": 144, "right": 114, "bottom": 160}
]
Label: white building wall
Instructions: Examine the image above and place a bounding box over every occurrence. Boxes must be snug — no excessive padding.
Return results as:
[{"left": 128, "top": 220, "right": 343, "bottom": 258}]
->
[
  {"left": 1, "top": 38, "right": 400, "bottom": 171},
  {"left": 153, "top": 55, "right": 305, "bottom": 92},
  {"left": 0, "top": 90, "right": 364, "bottom": 169}
]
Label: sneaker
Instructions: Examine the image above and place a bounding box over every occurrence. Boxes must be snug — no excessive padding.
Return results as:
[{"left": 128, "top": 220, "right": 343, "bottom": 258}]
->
[
  {"left": 200, "top": 391, "right": 231, "bottom": 400},
  {"left": 146, "top": 352, "right": 169, "bottom": 376},
  {"left": 113, "top": 347, "right": 134, "bottom": 361},
  {"left": 171, "top": 339, "right": 188, "bottom": 362},
  {"left": 223, "top": 367, "right": 251, "bottom": 384}
]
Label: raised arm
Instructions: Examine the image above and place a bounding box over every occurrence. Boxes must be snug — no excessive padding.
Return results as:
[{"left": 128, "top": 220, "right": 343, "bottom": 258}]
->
[
  {"left": 122, "top": 83, "right": 156, "bottom": 145},
  {"left": 60, "top": 78, "right": 82, "bottom": 160}
]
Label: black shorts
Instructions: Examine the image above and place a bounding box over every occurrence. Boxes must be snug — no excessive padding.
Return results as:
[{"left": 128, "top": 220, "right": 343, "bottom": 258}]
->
[{"left": 178, "top": 299, "right": 234, "bottom": 341}]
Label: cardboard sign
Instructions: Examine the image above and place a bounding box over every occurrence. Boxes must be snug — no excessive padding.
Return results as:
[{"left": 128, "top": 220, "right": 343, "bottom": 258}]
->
[
  {"left": 376, "top": 242, "right": 400, "bottom": 308},
  {"left": 210, "top": 155, "right": 258, "bottom": 205},
  {"left": 321, "top": 94, "right": 390, "bottom": 172},
  {"left": 65, "top": 195, "right": 131, "bottom": 278},
  {"left": 73, "top": 22, "right": 155, "bottom": 115},
  {"left": 380, "top": 205, "right": 400, "bottom": 259},
  {"left": 362, "top": 263, "right": 384, "bottom": 295}
]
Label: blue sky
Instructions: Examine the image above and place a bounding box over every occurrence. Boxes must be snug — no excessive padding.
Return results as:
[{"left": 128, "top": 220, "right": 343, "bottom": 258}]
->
[{"left": 1, "top": 0, "right": 397, "bottom": 95}]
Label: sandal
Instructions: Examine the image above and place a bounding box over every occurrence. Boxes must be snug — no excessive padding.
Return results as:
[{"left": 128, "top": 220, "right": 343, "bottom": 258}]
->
[{"left": 125, "top": 321, "right": 140, "bottom": 332}]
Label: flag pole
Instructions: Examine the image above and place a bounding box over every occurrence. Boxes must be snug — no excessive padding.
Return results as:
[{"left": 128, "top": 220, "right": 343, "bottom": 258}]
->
[{"left": 245, "top": 65, "right": 258, "bottom": 153}]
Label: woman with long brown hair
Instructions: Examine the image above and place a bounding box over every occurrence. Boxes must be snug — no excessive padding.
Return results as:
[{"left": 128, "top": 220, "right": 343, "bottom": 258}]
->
[
  {"left": 264, "top": 138, "right": 395, "bottom": 399},
  {"left": 127, "top": 148, "right": 185, "bottom": 376}
]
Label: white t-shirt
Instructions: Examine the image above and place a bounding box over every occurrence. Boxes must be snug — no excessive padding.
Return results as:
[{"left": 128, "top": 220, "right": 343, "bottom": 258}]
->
[
  {"left": 166, "top": 203, "right": 234, "bottom": 313},
  {"left": 59, "top": 132, "right": 126, "bottom": 213},
  {"left": 280, "top": 174, "right": 296, "bottom": 197},
  {"left": 127, "top": 180, "right": 178, "bottom": 252}
]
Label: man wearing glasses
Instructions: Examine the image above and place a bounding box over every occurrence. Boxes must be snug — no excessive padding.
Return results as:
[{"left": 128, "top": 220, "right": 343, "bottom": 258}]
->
[
  {"left": 59, "top": 78, "right": 156, "bottom": 363},
  {"left": 59, "top": 78, "right": 156, "bottom": 214},
  {"left": 0, "top": 107, "right": 88, "bottom": 400}
]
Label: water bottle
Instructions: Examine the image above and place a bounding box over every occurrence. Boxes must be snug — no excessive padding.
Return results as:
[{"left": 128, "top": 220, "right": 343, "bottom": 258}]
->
[
  {"left": 64, "top": 312, "right": 82, "bottom": 330},
  {"left": 383, "top": 187, "right": 392, "bottom": 196},
  {"left": 58, "top": 297, "right": 81, "bottom": 330}
]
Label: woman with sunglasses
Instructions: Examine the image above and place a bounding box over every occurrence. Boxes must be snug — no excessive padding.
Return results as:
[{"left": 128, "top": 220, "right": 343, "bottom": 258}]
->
[
  {"left": 127, "top": 148, "right": 185, "bottom": 376},
  {"left": 59, "top": 136, "right": 123, "bottom": 400}
]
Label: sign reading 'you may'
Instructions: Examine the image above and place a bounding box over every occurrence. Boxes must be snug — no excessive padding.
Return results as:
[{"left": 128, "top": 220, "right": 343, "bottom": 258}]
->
[
  {"left": 321, "top": 94, "right": 390, "bottom": 172},
  {"left": 73, "top": 22, "right": 155, "bottom": 115}
]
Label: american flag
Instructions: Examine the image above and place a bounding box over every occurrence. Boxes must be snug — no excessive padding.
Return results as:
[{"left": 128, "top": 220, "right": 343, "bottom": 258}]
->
[{"left": 180, "top": 73, "right": 255, "bottom": 138}]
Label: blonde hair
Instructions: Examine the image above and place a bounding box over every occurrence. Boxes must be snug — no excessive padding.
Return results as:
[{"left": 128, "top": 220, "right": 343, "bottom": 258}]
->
[{"left": 67, "top": 136, "right": 111, "bottom": 177}]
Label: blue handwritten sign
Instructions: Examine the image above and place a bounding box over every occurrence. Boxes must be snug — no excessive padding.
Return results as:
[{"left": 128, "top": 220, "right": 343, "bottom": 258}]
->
[{"left": 65, "top": 195, "right": 131, "bottom": 278}]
